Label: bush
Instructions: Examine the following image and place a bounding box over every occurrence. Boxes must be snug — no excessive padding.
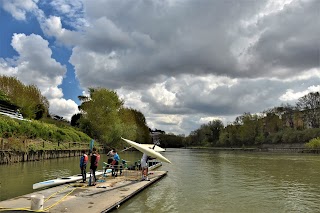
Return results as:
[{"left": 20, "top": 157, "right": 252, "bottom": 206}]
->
[{"left": 305, "top": 137, "right": 320, "bottom": 149}]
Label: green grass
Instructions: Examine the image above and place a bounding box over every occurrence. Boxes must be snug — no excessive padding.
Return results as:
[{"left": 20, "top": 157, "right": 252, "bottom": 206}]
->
[{"left": 0, "top": 115, "right": 95, "bottom": 152}]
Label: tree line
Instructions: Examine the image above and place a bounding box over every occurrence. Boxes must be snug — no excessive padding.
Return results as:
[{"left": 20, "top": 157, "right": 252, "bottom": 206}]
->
[{"left": 179, "top": 91, "right": 320, "bottom": 148}]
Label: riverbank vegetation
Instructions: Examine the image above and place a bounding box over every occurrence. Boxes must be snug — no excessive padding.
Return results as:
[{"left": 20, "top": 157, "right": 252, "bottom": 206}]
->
[
  {"left": 0, "top": 76, "right": 49, "bottom": 120},
  {"left": 71, "top": 87, "right": 151, "bottom": 148},
  {"left": 0, "top": 115, "right": 91, "bottom": 151},
  {"left": 0, "top": 76, "right": 150, "bottom": 152},
  {"left": 166, "top": 91, "right": 320, "bottom": 148}
]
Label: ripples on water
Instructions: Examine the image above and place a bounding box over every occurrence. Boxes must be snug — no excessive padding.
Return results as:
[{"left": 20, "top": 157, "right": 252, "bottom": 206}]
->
[
  {"left": 117, "top": 149, "right": 320, "bottom": 213},
  {"left": 1, "top": 149, "right": 320, "bottom": 212}
]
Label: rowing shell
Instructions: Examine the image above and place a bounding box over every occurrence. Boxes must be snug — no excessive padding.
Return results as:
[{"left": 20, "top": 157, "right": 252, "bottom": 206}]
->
[
  {"left": 121, "top": 137, "right": 172, "bottom": 164},
  {"left": 33, "top": 171, "right": 104, "bottom": 190}
]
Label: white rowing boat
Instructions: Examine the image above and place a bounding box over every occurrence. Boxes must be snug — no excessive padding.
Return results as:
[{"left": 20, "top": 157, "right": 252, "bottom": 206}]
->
[
  {"left": 33, "top": 170, "right": 104, "bottom": 190},
  {"left": 121, "top": 137, "right": 171, "bottom": 164},
  {"left": 148, "top": 160, "right": 162, "bottom": 170}
]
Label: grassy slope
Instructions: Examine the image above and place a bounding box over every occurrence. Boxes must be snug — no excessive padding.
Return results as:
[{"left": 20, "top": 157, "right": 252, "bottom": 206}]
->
[{"left": 0, "top": 115, "right": 93, "bottom": 151}]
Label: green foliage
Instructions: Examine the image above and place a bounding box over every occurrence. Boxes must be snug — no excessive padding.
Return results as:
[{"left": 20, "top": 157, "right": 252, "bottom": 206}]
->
[
  {"left": 76, "top": 88, "right": 151, "bottom": 147},
  {"left": 305, "top": 137, "right": 320, "bottom": 149},
  {"left": 71, "top": 113, "right": 82, "bottom": 127},
  {"left": 78, "top": 88, "right": 124, "bottom": 144},
  {"left": 129, "top": 109, "right": 151, "bottom": 143},
  {"left": 159, "top": 134, "right": 185, "bottom": 148},
  {"left": 0, "top": 115, "right": 92, "bottom": 151},
  {"left": 0, "top": 90, "right": 10, "bottom": 102},
  {"left": 187, "top": 119, "right": 224, "bottom": 147},
  {"left": 0, "top": 76, "right": 49, "bottom": 119}
]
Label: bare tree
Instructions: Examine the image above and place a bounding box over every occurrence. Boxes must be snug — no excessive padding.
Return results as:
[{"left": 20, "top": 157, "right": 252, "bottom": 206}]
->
[{"left": 296, "top": 92, "right": 320, "bottom": 128}]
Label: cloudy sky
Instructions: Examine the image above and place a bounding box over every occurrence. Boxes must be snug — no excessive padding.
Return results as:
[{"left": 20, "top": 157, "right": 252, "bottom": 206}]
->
[{"left": 0, "top": 0, "right": 319, "bottom": 135}]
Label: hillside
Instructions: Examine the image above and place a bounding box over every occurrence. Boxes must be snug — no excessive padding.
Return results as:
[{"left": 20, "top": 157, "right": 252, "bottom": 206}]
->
[{"left": 0, "top": 115, "right": 93, "bottom": 152}]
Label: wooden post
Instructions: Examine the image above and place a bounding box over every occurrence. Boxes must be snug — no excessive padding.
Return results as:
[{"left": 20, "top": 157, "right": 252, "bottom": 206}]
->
[{"left": 1, "top": 138, "right": 3, "bottom": 150}]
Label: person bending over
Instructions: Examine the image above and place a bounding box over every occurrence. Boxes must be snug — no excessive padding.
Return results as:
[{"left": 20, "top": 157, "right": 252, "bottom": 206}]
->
[{"left": 141, "top": 153, "right": 155, "bottom": 181}]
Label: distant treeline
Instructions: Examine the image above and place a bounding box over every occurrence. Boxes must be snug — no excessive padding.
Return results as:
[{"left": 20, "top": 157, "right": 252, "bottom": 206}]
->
[{"left": 159, "top": 91, "right": 320, "bottom": 149}]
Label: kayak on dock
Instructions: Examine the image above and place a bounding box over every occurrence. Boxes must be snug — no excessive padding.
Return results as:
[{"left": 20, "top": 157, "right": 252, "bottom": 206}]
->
[{"left": 33, "top": 170, "right": 107, "bottom": 190}]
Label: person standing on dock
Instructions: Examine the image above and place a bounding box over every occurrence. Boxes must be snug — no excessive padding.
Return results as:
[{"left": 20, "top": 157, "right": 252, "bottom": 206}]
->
[
  {"left": 111, "top": 150, "right": 120, "bottom": 177},
  {"left": 90, "top": 147, "right": 100, "bottom": 186},
  {"left": 80, "top": 150, "right": 88, "bottom": 183},
  {"left": 141, "top": 153, "right": 155, "bottom": 181},
  {"left": 141, "top": 145, "right": 156, "bottom": 181},
  {"left": 106, "top": 148, "right": 114, "bottom": 169}
]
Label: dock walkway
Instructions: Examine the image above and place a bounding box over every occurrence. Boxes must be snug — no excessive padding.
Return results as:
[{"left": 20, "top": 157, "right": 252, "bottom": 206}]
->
[{"left": 0, "top": 170, "right": 167, "bottom": 213}]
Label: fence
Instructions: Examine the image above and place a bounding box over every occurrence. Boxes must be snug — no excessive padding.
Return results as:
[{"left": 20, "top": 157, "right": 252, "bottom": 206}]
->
[{"left": 0, "top": 138, "right": 103, "bottom": 154}]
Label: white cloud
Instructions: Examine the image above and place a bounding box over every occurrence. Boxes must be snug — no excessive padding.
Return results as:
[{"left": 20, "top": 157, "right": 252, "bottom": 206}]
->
[
  {"left": 10, "top": 33, "right": 66, "bottom": 89},
  {"left": 279, "top": 85, "right": 320, "bottom": 101},
  {"left": 0, "top": 33, "right": 78, "bottom": 120},
  {"left": 1, "top": 0, "right": 38, "bottom": 20},
  {"left": 49, "top": 98, "right": 79, "bottom": 121},
  {"left": 49, "top": 0, "right": 86, "bottom": 29},
  {"left": 1, "top": 0, "right": 319, "bottom": 135},
  {"left": 0, "top": 59, "right": 18, "bottom": 75}
]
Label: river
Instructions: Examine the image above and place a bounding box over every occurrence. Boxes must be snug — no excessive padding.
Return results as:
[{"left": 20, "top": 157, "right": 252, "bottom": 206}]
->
[{"left": 1, "top": 149, "right": 320, "bottom": 212}]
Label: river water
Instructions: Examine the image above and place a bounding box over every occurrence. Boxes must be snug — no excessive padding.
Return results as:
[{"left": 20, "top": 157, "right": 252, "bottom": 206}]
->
[{"left": 1, "top": 149, "right": 320, "bottom": 212}]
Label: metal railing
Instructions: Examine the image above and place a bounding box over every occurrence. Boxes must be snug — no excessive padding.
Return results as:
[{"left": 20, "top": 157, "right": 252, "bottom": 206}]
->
[{"left": 0, "top": 106, "right": 27, "bottom": 121}]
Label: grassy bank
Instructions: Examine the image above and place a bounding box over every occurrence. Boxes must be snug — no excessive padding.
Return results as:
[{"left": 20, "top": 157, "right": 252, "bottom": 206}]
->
[{"left": 0, "top": 115, "right": 94, "bottom": 152}]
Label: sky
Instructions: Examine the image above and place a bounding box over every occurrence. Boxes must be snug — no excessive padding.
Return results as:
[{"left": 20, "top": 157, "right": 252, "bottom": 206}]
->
[{"left": 0, "top": 0, "right": 319, "bottom": 136}]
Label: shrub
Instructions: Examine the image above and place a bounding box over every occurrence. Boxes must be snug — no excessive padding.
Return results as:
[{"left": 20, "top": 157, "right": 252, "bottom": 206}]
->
[{"left": 305, "top": 137, "right": 320, "bottom": 149}]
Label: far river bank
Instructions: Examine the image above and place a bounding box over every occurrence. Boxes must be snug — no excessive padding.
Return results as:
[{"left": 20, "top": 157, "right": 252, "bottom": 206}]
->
[{"left": 1, "top": 143, "right": 320, "bottom": 165}]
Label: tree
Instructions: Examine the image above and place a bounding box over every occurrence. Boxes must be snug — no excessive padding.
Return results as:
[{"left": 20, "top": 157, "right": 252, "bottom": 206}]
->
[
  {"left": 71, "top": 113, "right": 82, "bottom": 127},
  {"left": 296, "top": 92, "right": 320, "bottom": 128},
  {"left": 78, "top": 88, "right": 124, "bottom": 144},
  {"left": 130, "top": 109, "right": 151, "bottom": 143},
  {"left": 234, "top": 113, "right": 261, "bottom": 146},
  {"left": 119, "top": 108, "right": 138, "bottom": 140},
  {"left": 207, "top": 120, "right": 224, "bottom": 145},
  {"left": 0, "top": 76, "right": 49, "bottom": 119}
]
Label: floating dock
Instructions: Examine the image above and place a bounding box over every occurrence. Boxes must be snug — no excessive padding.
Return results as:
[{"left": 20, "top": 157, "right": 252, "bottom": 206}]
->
[{"left": 0, "top": 170, "right": 167, "bottom": 212}]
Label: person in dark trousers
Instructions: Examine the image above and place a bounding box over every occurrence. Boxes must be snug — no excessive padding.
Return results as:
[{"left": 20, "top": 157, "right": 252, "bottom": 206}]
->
[
  {"left": 89, "top": 147, "right": 100, "bottom": 186},
  {"left": 111, "top": 149, "right": 120, "bottom": 177},
  {"left": 106, "top": 148, "right": 114, "bottom": 172},
  {"left": 80, "top": 150, "right": 88, "bottom": 183}
]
